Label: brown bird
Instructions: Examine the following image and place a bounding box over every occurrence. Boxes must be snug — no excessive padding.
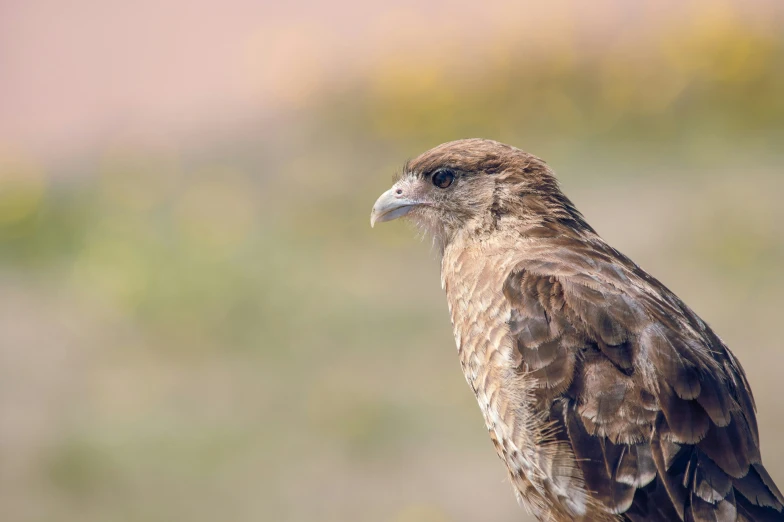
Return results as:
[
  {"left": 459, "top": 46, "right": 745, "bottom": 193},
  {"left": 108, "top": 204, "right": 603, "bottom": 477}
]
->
[{"left": 370, "top": 139, "right": 784, "bottom": 521}]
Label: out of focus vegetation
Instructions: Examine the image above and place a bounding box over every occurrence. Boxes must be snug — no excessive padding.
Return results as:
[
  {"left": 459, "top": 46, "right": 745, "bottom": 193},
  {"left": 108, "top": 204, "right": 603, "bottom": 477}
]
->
[{"left": 1, "top": 7, "right": 783, "bottom": 522}]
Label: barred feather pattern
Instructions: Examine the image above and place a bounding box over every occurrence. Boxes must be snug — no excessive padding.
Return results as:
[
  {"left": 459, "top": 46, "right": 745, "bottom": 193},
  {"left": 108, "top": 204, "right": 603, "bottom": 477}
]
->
[{"left": 441, "top": 225, "right": 784, "bottom": 522}]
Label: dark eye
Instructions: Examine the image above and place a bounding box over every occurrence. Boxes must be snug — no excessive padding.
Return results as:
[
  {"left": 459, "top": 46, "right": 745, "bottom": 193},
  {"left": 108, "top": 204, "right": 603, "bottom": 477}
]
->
[{"left": 432, "top": 169, "right": 455, "bottom": 189}]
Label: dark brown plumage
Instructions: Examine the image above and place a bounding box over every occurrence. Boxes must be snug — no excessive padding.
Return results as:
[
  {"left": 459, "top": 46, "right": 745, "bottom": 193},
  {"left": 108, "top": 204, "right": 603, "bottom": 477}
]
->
[{"left": 370, "top": 139, "right": 784, "bottom": 521}]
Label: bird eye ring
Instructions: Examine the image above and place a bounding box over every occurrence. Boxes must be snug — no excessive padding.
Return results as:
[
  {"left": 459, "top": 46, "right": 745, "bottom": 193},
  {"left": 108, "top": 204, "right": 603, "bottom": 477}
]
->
[{"left": 432, "top": 169, "right": 455, "bottom": 189}]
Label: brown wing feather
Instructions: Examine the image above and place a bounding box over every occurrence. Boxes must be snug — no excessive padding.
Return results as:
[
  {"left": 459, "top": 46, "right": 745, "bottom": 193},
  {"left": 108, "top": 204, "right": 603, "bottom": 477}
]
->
[{"left": 503, "top": 237, "right": 784, "bottom": 521}]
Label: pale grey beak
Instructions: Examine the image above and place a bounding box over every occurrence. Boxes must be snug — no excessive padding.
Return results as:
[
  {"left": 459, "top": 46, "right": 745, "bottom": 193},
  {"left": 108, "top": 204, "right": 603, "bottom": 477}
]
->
[{"left": 370, "top": 186, "right": 420, "bottom": 227}]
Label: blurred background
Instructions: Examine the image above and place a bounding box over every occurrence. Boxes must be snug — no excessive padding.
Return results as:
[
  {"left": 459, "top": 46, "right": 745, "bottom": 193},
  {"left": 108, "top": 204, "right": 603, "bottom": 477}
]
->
[{"left": 1, "top": 1, "right": 784, "bottom": 521}]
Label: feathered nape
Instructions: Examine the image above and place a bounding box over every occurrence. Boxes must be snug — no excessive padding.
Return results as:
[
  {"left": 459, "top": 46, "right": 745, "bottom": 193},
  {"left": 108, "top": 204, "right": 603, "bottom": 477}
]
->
[{"left": 492, "top": 160, "right": 596, "bottom": 235}]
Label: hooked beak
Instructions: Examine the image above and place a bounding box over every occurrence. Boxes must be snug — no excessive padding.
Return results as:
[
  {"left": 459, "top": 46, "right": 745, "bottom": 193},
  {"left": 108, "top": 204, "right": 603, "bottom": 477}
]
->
[{"left": 370, "top": 185, "right": 421, "bottom": 227}]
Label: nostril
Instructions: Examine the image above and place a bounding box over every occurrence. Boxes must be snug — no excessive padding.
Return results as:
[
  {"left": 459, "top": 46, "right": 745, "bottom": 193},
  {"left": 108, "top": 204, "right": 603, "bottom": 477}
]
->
[{"left": 395, "top": 189, "right": 403, "bottom": 195}]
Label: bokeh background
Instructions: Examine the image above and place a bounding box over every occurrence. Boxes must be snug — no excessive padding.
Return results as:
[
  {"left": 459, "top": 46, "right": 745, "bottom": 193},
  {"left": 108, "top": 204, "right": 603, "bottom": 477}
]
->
[{"left": 2, "top": 1, "right": 784, "bottom": 521}]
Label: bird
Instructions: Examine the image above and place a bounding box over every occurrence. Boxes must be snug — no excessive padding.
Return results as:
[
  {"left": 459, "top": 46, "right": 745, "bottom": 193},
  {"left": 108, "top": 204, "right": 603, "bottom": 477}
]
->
[{"left": 370, "top": 139, "right": 784, "bottom": 521}]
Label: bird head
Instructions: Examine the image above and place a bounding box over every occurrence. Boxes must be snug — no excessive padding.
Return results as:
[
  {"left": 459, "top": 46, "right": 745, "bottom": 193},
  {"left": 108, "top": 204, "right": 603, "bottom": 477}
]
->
[{"left": 371, "top": 139, "right": 584, "bottom": 246}]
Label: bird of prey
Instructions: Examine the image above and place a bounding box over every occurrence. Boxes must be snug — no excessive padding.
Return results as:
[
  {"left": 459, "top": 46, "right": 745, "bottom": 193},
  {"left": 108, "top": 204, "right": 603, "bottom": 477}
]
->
[{"left": 370, "top": 139, "right": 784, "bottom": 521}]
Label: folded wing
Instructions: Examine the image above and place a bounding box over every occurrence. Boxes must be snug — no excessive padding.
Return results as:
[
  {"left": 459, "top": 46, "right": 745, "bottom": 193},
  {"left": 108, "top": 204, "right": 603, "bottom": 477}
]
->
[{"left": 502, "top": 238, "right": 784, "bottom": 522}]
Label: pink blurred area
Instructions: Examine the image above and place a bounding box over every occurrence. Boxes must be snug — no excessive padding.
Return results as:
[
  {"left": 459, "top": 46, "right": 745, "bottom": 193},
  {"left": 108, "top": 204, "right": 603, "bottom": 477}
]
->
[{"left": 1, "top": 0, "right": 782, "bottom": 159}]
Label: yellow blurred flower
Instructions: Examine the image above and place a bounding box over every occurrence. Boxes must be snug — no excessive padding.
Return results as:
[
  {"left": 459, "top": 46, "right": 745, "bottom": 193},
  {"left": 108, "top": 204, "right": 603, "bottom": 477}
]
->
[{"left": 0, "top": 148, "right": 46, "bottom": 226}]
